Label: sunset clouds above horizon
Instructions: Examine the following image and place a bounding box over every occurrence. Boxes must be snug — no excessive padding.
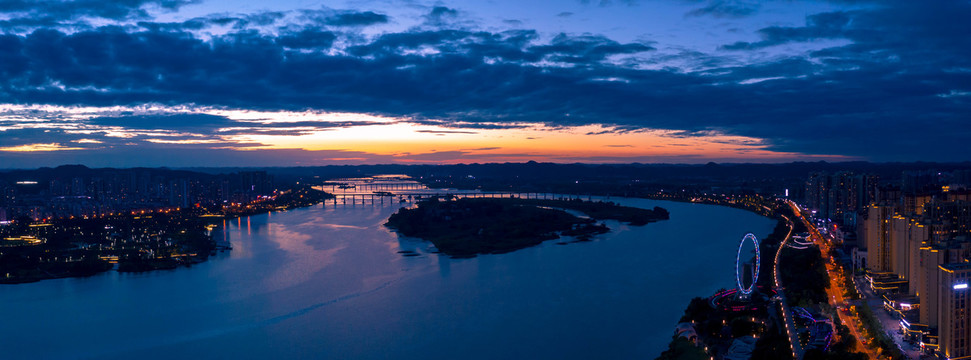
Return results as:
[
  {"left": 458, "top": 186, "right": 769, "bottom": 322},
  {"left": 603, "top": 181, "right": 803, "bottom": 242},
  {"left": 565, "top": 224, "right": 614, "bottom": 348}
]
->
[{"left": 1, "top": 0, "right": 969, "bottom": 167}]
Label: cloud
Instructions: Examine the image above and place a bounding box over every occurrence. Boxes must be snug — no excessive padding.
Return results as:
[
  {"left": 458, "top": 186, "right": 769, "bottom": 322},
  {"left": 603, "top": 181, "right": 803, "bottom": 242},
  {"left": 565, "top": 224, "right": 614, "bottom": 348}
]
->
[
  {"left": 0, "top": 143, "right": 86, "bottom": 152},
  {"left": 579, "top": 0, "right": 640, "bottom": 6},
  {"left": 531, "top": 33, "right": 654, "bottom": 63},
  {"left": 0, "top": 145, "right": 382, "bottom": 167},
  {"left": 392, "top": 150, "right": 538, "bottom": 162},
  {"left": 136, "top": 11, "right": 289, "bottom": 32},
  {"left": 415, "top": 130, "right": 478, "bottom": 135},
  {"left": 277, "top": 28, "right": 337, "bottom": 49},
  {"left": 720, "top": 11, "right": 853, "bottom": 50},
  {"left": 245, "top": 11, "right": 288, "bottom": 27},
  {"left": 135, "top": 9, "right": 383, "bottom": 33},
  {"left": 0, "top": 16, "right": 89, "bottom": 32},
  {"left": 0, "top": 0, "right": 199, "bottom": 19},
  {"left": 423, "top": 6, "right": 459, "bottom": 27},
  {"left": 87, "top": 114, "right": 236, "bottom": 132},
  {"left": 407, "top": 120, "right": 529, "bottom": 130},
  {"left": 0, "top": 144, "right": 533, "bottom": 168},
  {"left": 0, "top": 1, "right": 970, "bottom": 163},
  {"left": 685, "top": 1, "right": 758, "bottom": 19},
  {"left": 324, "top": 11, "right": 389, "bottom": 26},
  {"left": 0, "top": 128, "right": 93, "bottom": 147}
]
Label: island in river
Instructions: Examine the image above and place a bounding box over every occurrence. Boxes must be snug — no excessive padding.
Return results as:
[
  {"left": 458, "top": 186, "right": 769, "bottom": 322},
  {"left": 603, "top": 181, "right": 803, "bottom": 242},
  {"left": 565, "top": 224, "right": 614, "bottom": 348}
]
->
[{"left": 385, "top": 197, "right": 669, "bottom": 257}]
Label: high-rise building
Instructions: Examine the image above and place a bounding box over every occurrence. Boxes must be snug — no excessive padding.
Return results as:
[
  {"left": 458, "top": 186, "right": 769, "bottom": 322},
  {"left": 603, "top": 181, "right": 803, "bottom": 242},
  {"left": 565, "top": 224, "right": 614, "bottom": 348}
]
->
[
  {"left": 831, "top": 171, "right": 857, "bottom": 224},
  {"left": 805, "top": 172, "right": 878, "bottom": 227},
  {"left": 903, "top": 170, "right": 946, "bottom": 195},
  {"left": 939, "top": 263, "right": 971, "bottom": 359},
  {"left": 858, "top": 174, "right": 880, "bottom": 213},
  {"left": 804, "top": 169, "right": 971, "bottom": 358},
  {"left": 924, "top": 201, "right": 971, "bottom": 242},
  {"left": 889, "top": 215, "right": 929, "bottom": 295},
  {"left": 805, "top": 172, "right": 831, "bottom": 219},
  {"left": 902, "top": 193, "right": 933, "bottom": 217},
  {"left": 866, "top": 204, "right": 896, "bottom": 272},
  {"left": 921, "top": 246, "right": 945, "bottom": 329}
]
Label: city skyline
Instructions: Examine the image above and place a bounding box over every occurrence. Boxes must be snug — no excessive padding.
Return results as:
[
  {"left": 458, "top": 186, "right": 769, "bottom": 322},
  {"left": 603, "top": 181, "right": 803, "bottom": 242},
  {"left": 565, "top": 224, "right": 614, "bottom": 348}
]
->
[{"left": 1, "top": 0, "right": 970, "bottom": 167}]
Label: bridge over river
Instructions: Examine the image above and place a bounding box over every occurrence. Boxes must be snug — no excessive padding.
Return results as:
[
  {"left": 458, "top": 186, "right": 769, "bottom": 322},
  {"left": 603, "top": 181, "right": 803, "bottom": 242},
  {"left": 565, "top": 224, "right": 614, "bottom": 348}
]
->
[{"left": 313, "top": 178, "right": 602, "bottom": 206}]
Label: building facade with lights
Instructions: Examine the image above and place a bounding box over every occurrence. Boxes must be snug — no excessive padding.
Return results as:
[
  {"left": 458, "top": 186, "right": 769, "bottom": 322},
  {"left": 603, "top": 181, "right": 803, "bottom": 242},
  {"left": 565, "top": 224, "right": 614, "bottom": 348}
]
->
[{"left": 940, "top": 263, "right": 971, "bottom": 359}]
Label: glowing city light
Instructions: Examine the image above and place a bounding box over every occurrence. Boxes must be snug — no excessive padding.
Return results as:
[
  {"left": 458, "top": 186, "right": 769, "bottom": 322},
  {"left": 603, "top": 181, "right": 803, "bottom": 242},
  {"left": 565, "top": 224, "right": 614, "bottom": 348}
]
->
[{"left": 736, "top": 233, "right": 760, "bottom": 295}]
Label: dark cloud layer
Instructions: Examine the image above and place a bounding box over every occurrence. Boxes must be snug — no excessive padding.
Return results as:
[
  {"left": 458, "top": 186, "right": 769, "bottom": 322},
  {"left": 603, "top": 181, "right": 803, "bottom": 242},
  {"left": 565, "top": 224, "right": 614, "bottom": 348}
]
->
[
  {"left": 0, "top": 0, "right": 197, "bottom": 20},
  {"left": 0, "top": 128, "right": 87, "bottom": 147},
  {"left": 0, "top": 1, "right": 970, "bottom": 162},
  {"left": 720, "top": 11, "right": 853, "bottom": 50},
  {"left": 0, "top": 0, "right": 198, "bottom": 31},
  {"left": 299, "top": 9, "right": 389, "bottom": 27},
  {"left": 88, "top": 113, "right": 233, "bottom": 132},
  {"left": 323, "top": 11, "right": 389, "bottom": 26},
  {"left": 685, "top": 1, "right": 759, "bottom": 19}
]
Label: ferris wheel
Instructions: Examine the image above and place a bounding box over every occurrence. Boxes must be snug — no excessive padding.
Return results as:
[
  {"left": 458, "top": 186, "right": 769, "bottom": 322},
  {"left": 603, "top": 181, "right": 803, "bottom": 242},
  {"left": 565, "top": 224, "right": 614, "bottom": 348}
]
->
[{"left": 735, "top": 233, "right": 760, "bottom": 295}]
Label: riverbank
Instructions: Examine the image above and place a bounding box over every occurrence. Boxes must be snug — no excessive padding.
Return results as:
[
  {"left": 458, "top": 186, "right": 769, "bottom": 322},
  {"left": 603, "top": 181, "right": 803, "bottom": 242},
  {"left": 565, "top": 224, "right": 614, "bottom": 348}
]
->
[
  {"left": 655, "top": 213, "right": 792, "bottom": 360},
  {"left": 0, "top": 186, "right": 333, "bottom": 284},
  {"left": 655, "top": 201, "right": 872, "bottom": 360}
]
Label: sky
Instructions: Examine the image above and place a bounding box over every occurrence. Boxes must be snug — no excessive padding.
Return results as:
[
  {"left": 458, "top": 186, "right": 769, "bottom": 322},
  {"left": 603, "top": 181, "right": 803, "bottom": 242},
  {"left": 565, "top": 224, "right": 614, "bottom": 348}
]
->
[{"left": 0, "top": 0, "right": 969, "bottom": 167}]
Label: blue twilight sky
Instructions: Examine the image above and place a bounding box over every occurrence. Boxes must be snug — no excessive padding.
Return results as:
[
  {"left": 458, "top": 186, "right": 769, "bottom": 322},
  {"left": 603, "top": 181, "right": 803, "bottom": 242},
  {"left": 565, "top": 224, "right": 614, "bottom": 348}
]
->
[{"left": 0, "top": 0, "right": 969, "bottom": 167}]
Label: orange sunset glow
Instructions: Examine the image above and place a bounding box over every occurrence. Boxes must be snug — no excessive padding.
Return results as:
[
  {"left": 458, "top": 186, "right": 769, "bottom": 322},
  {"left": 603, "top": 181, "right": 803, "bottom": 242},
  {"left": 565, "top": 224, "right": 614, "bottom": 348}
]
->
[
  {"left": 0, "top": 106, "right": 853, "bottom": 165},
  {"left": 231, "top": 120, "right": 848, "bottom": 163}
]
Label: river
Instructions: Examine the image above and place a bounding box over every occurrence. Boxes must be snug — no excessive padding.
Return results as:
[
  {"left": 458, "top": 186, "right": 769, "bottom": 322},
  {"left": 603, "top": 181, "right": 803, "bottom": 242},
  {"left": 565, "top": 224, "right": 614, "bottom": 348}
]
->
[{"left": 0, "top": 197, "right": 775, "bottom": 359}]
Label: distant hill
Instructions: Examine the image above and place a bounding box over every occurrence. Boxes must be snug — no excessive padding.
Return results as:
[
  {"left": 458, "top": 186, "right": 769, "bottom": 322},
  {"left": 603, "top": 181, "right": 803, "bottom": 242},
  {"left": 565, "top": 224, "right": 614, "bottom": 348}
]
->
[{"left": 175, "top": 161, "right": 971, "bottom": 183}]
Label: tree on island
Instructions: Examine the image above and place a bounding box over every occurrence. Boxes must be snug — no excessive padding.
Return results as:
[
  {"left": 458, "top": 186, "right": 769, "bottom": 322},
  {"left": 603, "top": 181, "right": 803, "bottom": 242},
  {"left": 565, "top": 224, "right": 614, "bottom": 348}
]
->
[{"left": 385, "top": 197, "right": 668, "bottom": 257}]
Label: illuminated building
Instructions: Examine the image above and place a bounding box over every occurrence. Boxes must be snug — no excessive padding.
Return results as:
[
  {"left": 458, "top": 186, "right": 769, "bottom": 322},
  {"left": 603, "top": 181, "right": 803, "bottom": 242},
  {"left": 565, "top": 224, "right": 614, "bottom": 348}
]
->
[
  {"left": 890, "top": 215, "right": 928, "bottom": 295},
  {"left": 866, "top": 204, "right": 896, "bottom": 273},
  {"left": 805, "top": 172, "right": 877, "bottom": 227},
  {"left": 939, "top": 263, "right": 971, "bottom": 359},
  {"left": 924, "top": 201, "right": 971, "bottom": 241},
  {"left": 921, "top": 245, "right": 947, "bottom": 329}
]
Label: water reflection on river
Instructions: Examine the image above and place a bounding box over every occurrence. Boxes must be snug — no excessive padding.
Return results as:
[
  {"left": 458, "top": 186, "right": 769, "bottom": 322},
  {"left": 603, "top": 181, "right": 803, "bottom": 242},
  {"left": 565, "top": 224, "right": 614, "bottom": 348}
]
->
[{"left": 0, "top": 197, "right": 774, "bottom": 360}]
